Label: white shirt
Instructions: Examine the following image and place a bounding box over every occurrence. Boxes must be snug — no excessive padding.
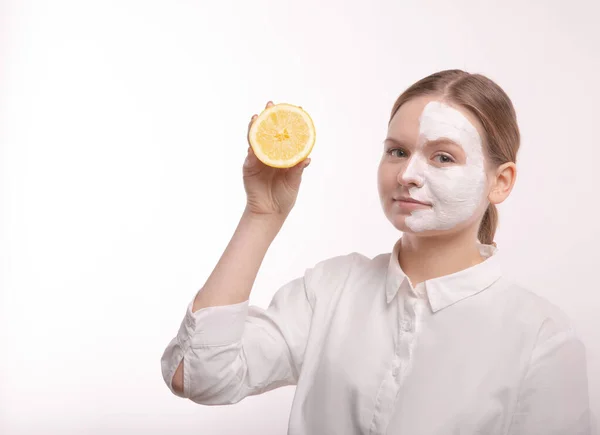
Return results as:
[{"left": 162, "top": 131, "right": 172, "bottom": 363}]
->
[{"left": 161, "top": 239, "right": 591, "bottom": 434}]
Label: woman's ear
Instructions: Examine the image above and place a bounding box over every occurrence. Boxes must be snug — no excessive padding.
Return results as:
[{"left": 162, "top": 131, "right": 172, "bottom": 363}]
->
[{"left": 489, "top": 162, "right": 517, "bottom": 205}]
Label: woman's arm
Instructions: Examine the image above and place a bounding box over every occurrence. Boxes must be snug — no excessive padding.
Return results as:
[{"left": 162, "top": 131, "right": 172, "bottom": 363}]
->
[
  {"left": 170, "top": 211, "right": 285, "bottom": 394},
  {"left": 161, "top": 273, "right": 314, "bottom": 404},
  {"left": 161, "top": 210, "right": 316, "bottom": 403},
  {"left": 191, "top": 209, "right": 286, "bottom": 311}
]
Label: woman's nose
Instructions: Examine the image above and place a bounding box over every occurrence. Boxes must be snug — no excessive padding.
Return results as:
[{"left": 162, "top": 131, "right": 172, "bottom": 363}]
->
[{"left": 398, "top": 155, "right": 426, "bottom": 188}]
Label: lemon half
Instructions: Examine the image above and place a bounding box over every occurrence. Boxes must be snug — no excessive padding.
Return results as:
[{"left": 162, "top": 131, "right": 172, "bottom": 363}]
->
[{"left": 248, "top": 103, "right": 316, "bottom": 168}]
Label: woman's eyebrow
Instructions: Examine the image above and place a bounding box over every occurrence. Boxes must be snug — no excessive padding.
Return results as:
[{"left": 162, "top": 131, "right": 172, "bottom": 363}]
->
[
  {"left": 384, "top": 137, "right": 463, "bottom": 149},
  {"left": 384, "top": 137, "right": 410, "bottom": 147},
  {"left": 425, "top": 138, "right": 463, "bottom": 149}
]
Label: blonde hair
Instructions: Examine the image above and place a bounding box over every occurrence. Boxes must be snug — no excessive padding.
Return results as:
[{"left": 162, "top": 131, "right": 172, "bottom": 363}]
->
[{"left": 389, "top": 69, "right": 520, "bottom": 245}]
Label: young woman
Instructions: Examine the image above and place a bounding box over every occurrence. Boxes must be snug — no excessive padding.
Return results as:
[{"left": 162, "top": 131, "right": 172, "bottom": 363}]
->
[{"left": 161, "top": 70, "right": 591, "bottom": 434}]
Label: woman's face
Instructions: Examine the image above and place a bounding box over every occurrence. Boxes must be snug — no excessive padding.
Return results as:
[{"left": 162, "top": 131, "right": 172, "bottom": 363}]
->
[{"left": 377, "top": 95, "right": 494, "bottom": 238}]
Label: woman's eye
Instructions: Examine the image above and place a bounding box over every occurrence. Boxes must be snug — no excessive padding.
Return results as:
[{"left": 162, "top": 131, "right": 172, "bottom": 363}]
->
[
  {"left": 387, "top": 148, "right": 407, "bottom": 158},
  {"left": 433, "top": 154, "right": 454, "bottom": 164}
]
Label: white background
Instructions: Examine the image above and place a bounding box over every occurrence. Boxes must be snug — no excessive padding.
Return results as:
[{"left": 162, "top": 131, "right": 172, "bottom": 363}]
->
[{"left": 1, "top": 0, "right": 599, "bottom": 433}]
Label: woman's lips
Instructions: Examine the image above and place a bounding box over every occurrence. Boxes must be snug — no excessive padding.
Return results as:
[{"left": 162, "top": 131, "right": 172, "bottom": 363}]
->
[{"left": 393, "top": 197, "right": 432, "bottom": 211}]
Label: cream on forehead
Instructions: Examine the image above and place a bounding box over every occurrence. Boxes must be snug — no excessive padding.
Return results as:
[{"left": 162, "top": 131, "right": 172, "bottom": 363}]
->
[
  {"left": 404, "top": 100, "right": 487, "bottom": 232},
  {"left": 418, "top": 100, "right": 482, "bottom": 157}
]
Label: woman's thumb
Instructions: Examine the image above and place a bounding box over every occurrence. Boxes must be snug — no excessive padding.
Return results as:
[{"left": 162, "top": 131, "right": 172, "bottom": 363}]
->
[
  {"left": 288, "top": 158, "right": 311, "bottom": 183},
  {"left": 301, "top": 158, "right": 311, "bottom": 170}
]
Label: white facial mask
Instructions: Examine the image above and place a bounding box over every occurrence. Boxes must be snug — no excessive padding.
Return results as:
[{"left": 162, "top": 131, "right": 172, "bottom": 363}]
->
[{"left": 404, "top": 101, "right": 487, "bottom": 232}]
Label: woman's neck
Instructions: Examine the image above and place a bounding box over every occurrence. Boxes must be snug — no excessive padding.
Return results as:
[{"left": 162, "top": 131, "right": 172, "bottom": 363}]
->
[{"left": 398, "top": 230, "right": 485, "bottom": 287}]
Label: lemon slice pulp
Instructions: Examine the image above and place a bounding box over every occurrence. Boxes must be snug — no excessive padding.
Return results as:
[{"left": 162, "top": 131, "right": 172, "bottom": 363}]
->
[{"left": 248, "top": 103, "right": 316, "bottom": 168}]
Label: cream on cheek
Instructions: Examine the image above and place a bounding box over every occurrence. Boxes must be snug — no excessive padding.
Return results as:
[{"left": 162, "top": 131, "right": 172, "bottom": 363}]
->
[{"left": 404, "top": 101, "right": 487, "bottom": 232}]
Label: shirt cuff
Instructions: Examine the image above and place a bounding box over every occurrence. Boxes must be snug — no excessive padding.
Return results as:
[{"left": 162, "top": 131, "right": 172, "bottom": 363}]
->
[{"left": 176, "top": 298, "right": 250, "bottom": 349}]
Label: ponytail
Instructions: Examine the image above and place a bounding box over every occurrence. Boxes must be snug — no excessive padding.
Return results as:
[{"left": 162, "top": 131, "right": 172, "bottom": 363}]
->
[{"left": 478, "top": 203, "right": 498, "bottom": 246}]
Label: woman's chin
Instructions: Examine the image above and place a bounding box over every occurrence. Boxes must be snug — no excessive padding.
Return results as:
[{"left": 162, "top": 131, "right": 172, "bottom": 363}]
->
[
  {"left": 389, "top": 215, "right": 418, "bottom": 234},
  {"left": 390, "top": 215, "right": 452, "bottom": 239}
]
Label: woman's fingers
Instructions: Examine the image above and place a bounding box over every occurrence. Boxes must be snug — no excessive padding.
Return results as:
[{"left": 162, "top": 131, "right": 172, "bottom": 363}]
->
[
  {"left": 248, "top": 114, "right": 257, "bottom": 128},
  {"left": 247, "top": 114, "right": 257, "bottom": 145}
]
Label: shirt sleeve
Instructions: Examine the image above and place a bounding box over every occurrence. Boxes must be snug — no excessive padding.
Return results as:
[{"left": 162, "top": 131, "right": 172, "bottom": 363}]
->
[
  {"left": 160, "top": 270, "right": 315, "bottom": 405},
  {"left": 508, "top": 321, "right": 592, "bottom": 435}
]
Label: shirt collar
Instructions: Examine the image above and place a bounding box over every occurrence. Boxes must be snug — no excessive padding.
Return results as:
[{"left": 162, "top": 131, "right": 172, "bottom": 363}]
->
[{"left": 385, "top": 237, "right": 502, "bottom": 312}]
